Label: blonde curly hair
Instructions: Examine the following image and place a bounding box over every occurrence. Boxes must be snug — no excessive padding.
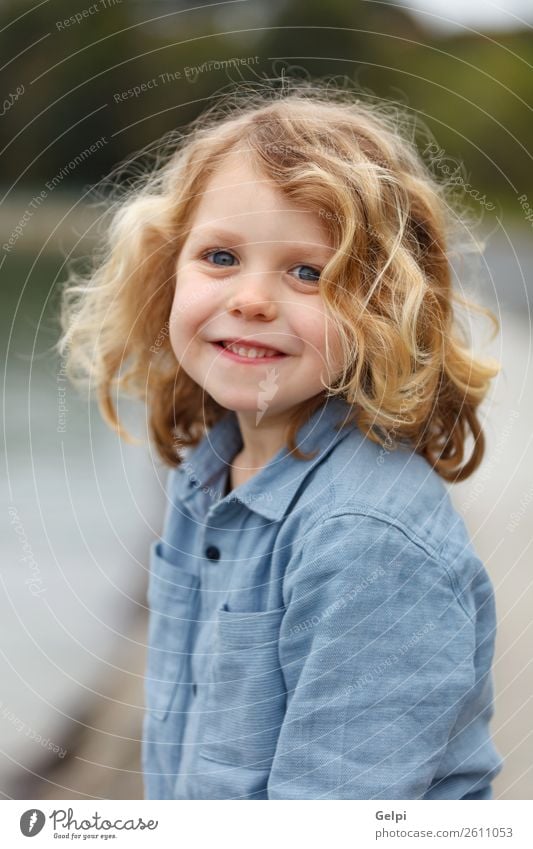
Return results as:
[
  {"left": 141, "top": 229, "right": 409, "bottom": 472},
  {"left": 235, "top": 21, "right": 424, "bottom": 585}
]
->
[{"left": 57, "top": 77, "right": 500, "bottom": 482}]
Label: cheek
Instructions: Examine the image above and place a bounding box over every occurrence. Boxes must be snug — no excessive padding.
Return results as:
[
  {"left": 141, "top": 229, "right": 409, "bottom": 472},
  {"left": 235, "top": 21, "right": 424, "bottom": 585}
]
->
[
  {"left": 326, "top": 321, "right": 344, "bottom": 366},
  {"left": 303, "top": 309, "right": 342, "bottom": 360},
  {"left": 168, "top": 282, "right": 199, "bottom": 362},
  {"left": 170, "top": 272, "right": 213, "bottom": 339},
  {"left": 309, "top": 313, "right": 345, "bottom": 380}
]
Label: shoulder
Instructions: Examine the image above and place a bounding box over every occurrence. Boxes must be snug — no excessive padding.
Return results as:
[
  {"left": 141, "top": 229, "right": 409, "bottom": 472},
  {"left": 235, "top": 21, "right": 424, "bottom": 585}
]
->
[
  {"left": 281, "top": 509, "right": 497, "bottom": 653},
  {"left": 295, "top": 423, "right": 469, "bottom": 562},
  {"left": 284, "top": 429, "right": 494, "bottom": 624}
]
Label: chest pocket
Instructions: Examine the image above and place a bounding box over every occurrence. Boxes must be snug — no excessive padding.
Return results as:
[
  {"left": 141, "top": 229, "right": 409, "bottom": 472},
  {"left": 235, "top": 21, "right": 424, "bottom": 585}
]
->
[
  {"left": 145, "top": 540, "right": 200, "bottom": 722},
  {"left": 199, "top": 604, "right": 287, "bottom": 770}
]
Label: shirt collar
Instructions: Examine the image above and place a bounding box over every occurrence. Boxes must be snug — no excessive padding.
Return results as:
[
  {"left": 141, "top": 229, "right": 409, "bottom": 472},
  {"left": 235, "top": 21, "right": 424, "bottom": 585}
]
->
[{"left": 175, "top": 395, "right": 357, "bottom": 521}]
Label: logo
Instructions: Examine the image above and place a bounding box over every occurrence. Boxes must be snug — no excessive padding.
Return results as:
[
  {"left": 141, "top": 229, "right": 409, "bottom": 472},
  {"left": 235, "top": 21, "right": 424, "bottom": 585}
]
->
[{"left": 20, "top": 809, "right": 45, "bottom": 836}]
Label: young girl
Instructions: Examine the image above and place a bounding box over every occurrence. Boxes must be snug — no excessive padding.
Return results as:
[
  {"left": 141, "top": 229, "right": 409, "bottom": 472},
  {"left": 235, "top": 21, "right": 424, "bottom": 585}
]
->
[{"left": 58, "top": 78, "right": 503, "bottom": 800}]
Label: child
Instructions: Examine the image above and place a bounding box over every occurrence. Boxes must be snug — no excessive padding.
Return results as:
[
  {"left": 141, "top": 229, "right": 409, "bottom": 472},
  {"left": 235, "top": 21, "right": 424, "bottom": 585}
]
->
[{"left": 58, "top": 78, "right": 503, "bottom": 799}]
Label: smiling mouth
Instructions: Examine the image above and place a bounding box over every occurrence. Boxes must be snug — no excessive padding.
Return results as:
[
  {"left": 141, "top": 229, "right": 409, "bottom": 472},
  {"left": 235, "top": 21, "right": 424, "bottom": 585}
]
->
[{"left": 211, "top": 341, "right": 288, "bottom": 362}]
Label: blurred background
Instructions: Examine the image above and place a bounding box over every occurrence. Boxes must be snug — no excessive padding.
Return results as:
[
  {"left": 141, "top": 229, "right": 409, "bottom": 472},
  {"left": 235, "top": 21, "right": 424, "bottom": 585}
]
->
[{"left": 1, "top": 0, "right": 532, "bottom": 800}]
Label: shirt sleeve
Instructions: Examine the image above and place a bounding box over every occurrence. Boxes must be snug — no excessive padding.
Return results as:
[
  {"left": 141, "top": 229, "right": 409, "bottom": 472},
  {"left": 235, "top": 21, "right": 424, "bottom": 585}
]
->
[{"left": 266, "top": 513, "right": 476, "bottom": 799}]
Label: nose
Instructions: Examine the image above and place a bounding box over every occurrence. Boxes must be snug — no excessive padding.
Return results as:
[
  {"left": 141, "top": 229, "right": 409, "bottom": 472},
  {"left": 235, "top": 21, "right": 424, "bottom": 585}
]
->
[{"left": 226, "top": 269, "right": 278, "bottom": 321}]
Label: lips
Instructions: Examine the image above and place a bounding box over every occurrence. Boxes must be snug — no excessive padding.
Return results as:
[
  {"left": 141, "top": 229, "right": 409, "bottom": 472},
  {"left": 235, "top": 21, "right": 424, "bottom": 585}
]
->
[
  {"left": 211, "top": 340, "right": 288, "bottom": 362},
  {"left": 216, "top": 339, "right": 287, "bottom": 355}
]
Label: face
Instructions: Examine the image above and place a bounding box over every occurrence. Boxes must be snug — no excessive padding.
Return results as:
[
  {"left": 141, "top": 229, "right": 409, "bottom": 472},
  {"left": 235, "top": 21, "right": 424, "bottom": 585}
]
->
[{"left": 169, "top": 149, "right": 344, "bottom": 430}]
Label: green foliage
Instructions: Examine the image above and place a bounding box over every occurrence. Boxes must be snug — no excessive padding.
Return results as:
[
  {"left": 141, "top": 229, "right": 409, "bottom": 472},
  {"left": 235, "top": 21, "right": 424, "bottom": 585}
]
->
[{"left": 1, "top": 0, "right": 531, "bottom": 213}]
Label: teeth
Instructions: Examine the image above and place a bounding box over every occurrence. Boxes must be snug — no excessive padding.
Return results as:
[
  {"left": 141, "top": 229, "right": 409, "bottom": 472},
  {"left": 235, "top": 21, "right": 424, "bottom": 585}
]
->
[{"left": 224, "top": 343, "right": 280, "bottom": 358}]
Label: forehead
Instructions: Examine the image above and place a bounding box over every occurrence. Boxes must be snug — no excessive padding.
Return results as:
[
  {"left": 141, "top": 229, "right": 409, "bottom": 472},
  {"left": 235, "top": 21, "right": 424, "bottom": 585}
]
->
[{"left": 187, "top": 147, "right": 333, "bottom": 248}]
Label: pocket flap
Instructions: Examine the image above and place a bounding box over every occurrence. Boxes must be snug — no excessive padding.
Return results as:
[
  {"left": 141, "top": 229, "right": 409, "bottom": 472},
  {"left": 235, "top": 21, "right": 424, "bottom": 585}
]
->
[{"left": 215, "top": 604, "right": 285, "bottom": 648}]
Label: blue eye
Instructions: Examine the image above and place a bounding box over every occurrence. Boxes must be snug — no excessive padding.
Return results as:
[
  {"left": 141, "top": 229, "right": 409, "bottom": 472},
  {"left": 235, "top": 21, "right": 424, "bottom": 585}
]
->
[
  {"left": 293, "top": 265, "right": 321, "bottom": 284},
  {"left": 203, "top": 249, "right": 237, "bottom": 267}
]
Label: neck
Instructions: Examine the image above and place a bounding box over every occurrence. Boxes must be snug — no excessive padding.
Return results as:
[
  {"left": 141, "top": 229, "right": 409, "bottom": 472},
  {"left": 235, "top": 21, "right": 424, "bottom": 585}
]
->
[
  {"left": 233, "top": 410, "right": 291, "bottom": 470},
  {"left": 231, "top": 393, "right": 327, "bottom": 471}
]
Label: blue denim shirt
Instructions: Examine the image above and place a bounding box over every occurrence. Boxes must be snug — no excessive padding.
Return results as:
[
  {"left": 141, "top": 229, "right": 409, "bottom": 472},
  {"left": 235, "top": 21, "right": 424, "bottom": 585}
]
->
[{"left": 141, "top": 395, "right": 503, "bottom": 799}]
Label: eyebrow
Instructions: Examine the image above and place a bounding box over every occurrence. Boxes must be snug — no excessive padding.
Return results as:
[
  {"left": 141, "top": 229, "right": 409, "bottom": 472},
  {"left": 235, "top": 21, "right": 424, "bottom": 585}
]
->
[
  {"left": 187, "top": 228, "right": 334, "bottom": 257},
  {"left": 187, "top": 228, "right": 245, "bottom": 246}
]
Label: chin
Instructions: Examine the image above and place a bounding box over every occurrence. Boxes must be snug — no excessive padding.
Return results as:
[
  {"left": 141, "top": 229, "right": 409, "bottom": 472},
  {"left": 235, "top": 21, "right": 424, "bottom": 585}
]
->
[
  {"left": 212, "top": 396, "right": 272, "bottom": 414},
  {"left": 211, "top": 390, "right": 290, "bottom": 418}
]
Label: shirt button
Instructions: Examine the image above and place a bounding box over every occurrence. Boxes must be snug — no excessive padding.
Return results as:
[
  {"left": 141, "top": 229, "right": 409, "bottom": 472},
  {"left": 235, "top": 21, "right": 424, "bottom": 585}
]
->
[{"left": 205, "top": 545, "right": 220, "bottom": 561}]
